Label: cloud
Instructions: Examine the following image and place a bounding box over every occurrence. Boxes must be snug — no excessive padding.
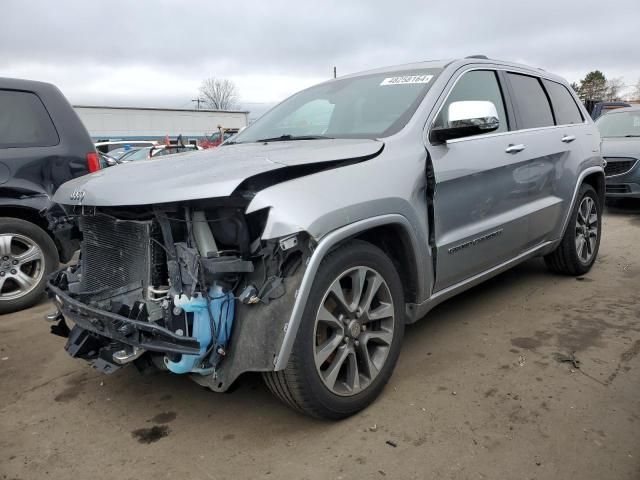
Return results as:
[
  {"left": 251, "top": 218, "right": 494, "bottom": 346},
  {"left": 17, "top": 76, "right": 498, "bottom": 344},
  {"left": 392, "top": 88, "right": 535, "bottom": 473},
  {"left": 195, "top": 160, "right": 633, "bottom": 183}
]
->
[{"left": 2, "top": 0, "right": 639, "bottom": 108}]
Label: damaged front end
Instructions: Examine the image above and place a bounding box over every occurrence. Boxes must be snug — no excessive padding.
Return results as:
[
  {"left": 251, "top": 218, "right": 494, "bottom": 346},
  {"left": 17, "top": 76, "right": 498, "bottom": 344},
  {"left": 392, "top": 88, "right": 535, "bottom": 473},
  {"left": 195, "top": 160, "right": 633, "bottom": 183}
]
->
[{"left": 48, "top": 200, "right": 311, "bottom": 391}]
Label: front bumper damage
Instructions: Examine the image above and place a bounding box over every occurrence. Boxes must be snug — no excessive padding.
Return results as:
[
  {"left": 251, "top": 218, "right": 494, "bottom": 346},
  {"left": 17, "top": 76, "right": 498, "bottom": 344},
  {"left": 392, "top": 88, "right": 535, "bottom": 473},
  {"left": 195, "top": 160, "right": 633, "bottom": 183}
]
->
[
  {"left": 46, "top": 203, "right": 309, "bottom": 392},
  {"left": 48, "top": 280, "right": 201, "bottom": 355}
]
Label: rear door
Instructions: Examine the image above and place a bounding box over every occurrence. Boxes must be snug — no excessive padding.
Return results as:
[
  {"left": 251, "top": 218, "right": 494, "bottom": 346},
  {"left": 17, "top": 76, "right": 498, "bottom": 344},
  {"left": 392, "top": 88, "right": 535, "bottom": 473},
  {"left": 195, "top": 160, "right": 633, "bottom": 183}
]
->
[
  {"left": 428, "top": 69, "right": 531, "bottom": 291},
  {"left": 0, "top": 88, "right": 63, "bottom": 197},
  {"left": 0, "top": 81, "right": 95, "bottom": 198},
  {"left": 503, "top": 73, "right": 586, "bottom": 248}
]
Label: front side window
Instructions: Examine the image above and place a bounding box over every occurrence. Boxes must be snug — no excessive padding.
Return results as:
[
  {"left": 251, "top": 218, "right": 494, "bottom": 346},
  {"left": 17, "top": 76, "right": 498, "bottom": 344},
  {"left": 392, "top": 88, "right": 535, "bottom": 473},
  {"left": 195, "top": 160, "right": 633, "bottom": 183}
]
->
[
  {"left": 232, "top": 68, "right": 442, "bottom": 143},
  {"left": 433, "top": 70, "right": 508, "bottom": 135},
  {"left": 596, "top": 111, "right": 640, "bottom": 138},
  {"left": 543, "top": 80, "right": 583, "bottom": 125},
  {"left": 0, "top": 90, "right": 59, "bottom": 148},
  {"left": 507, "top": 73, "right": 555, "bottom": 129}
]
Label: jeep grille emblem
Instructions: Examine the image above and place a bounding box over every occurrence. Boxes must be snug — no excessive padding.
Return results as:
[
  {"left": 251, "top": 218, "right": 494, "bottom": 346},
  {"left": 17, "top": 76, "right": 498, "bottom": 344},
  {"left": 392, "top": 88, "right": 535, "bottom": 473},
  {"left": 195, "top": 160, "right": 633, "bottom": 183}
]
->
[{"left": 70, "top": 189, "right": 85, "bottom": 202}]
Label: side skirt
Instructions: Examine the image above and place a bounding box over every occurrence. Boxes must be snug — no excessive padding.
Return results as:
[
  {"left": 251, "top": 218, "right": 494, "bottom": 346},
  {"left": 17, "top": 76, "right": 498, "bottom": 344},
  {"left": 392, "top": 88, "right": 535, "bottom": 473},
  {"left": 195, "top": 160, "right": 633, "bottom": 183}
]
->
[{"left": 405, "top": 240, "right": 556, "bottom": 323}]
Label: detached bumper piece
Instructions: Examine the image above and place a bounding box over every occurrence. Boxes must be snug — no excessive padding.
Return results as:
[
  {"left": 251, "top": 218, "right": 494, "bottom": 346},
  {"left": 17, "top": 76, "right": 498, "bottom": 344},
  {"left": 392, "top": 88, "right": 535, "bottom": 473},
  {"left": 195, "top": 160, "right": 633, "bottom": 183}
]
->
[{"left": 47, "top": 279, "right": 201, "bottom": 372}]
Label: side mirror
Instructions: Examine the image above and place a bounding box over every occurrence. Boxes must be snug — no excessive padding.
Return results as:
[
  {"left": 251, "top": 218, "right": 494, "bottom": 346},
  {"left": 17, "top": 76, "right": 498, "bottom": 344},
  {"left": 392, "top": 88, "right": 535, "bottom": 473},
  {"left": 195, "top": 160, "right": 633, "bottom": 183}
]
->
[{"left": 430, "top": 100, "right": 500, "bottom": 143}]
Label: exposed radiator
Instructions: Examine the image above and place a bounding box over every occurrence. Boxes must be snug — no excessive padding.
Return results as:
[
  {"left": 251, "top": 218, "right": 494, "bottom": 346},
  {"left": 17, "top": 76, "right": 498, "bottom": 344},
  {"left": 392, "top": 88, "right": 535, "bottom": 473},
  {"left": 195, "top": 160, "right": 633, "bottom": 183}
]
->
[{"left": 79, "top": 214, "right": 160, "bottom": 296}]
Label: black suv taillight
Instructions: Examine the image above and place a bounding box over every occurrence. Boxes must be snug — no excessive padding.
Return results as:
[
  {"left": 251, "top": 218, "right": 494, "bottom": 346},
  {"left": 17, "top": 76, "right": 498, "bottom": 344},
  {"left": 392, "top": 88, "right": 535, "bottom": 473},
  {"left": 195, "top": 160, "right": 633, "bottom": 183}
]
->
[{"left": 86, "top": 152, "right": 100, "bottom": 173}]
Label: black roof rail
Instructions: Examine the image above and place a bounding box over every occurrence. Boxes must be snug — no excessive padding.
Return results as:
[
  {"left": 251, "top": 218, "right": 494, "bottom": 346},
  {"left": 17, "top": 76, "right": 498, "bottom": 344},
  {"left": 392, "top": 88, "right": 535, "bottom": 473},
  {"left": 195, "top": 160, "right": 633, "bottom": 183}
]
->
[{"left": 465, "top": 55, "right": 489, "bottom": 59}]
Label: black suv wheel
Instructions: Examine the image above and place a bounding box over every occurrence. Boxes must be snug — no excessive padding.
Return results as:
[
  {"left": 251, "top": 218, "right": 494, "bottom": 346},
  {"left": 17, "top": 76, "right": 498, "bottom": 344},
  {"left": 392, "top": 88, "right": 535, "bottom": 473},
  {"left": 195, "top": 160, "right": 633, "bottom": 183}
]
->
[{"left": 0, "top": 218, "right": 58, "bottom": 314}]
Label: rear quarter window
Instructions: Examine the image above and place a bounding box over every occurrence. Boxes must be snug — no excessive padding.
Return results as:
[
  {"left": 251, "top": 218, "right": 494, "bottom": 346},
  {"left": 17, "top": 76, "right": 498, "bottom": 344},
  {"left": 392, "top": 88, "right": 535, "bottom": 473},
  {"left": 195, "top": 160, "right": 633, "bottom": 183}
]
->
[
  {"left": 507, "top": 73, "right": 555, "bottom": 129},
  {"left": 543, "top": 80, "right": 583, "bottom": 125},
  {"left": 0, "top": 90, "right": 59, "bottom": 148}
]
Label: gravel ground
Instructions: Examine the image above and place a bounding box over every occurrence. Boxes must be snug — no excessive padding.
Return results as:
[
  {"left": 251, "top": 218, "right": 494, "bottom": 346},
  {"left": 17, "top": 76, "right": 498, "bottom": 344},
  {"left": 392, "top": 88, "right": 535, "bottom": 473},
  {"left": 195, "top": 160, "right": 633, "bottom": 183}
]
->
[{"left": 1, "top": 200, "right": 639, "bottom": 480}]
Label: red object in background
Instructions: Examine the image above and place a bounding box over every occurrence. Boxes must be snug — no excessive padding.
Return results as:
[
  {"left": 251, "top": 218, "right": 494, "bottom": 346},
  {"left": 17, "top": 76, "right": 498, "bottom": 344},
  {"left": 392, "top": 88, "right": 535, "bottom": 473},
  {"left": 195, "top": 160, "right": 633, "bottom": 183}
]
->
[
  {"left": 199, "top": 128, "right": 239, "bottom": 149},
  {"left": 164, "top": 135, "right": 170, "bottom": 146},
  {"left": 86, "top": 152, "right": 100, "bottom": 172}
]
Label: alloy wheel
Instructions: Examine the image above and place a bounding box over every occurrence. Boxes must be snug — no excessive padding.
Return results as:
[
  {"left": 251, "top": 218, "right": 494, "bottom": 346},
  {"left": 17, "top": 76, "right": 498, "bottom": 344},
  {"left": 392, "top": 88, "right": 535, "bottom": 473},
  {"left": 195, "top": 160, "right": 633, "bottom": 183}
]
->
[
  {"left": 0, "top": 234, "right": 44, "bottom": 301},
  {"left": 313, "top": 266, "right": 395, "bottom": 396},
  {"left": 575, "top": 196, "right": 598, "bottom": 263}
]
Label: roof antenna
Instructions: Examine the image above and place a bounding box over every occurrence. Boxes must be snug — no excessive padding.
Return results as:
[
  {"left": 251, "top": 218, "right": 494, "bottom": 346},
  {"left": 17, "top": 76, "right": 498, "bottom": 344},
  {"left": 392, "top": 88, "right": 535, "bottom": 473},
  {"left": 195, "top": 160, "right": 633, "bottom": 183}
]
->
[{"left": 466, "top": 55, "right": 489, "bottom": 59}]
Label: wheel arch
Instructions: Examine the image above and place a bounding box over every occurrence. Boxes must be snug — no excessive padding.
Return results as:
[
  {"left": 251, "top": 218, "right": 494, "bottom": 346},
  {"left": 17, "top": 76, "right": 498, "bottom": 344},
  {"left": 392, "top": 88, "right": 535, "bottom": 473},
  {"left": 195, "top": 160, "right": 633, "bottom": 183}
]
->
[
  {"left": 273, "top": 214, "right": 424, "bottom": 370},
  {"left": 0, "top": 205, "right": 50, "bottom": 234},
  {"left": 351, "top": 224, "right": 420, "bottom": 305},
  {"left": 0, "top": 206, "right": 61, "bottom": 262},
  {"left": 558, "top": 166, "right": 605, "bottom": 240},
  {"left": 582, "top": 170, "right": 606, "bottom": 206}
]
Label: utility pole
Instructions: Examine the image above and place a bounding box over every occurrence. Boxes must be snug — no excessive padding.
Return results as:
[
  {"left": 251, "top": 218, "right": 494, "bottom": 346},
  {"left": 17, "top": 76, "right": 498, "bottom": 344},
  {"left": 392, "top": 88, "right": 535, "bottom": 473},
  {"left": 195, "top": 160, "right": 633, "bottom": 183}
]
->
[
  {"left": 333, "top": 66, "right": 337, "bottom": 79},
  {"left": 191, "top": 98, "right": 205, "bottom": 110}
]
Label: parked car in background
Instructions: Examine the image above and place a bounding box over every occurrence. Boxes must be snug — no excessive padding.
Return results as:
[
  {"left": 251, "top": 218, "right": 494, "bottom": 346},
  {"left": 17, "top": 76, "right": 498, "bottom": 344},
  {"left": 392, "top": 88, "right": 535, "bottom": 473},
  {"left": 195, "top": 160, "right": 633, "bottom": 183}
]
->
[
  {"left": 590, "top": 101, "right": 631, "bottom": 120},
  {"left": 95, "top": 140, "right": 156, "bottom": 154},
  {"left": 595, "top": 106, "right": 640, "bottom": 198},
  {"left": 118, "top": 144, "right": 201, "bottom": 162},
  {"left": 0, "top": 77, "right": 98, "bottom": 313},
  {"left": 98, "top": 152, "right": 119, "bottom": 168},
  {"left": 49, "top": 57, "right": 604, "bottom": 418},
  {"left": 200, "top": 127, "right": 240, "bottom": 148}
]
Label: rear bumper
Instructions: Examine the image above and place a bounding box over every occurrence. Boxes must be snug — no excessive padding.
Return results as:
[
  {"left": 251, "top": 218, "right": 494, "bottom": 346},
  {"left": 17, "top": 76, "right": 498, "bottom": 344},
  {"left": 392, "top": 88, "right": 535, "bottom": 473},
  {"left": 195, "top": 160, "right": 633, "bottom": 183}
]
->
[{"left": 47, "top": 279, "right": 200, "bottom": 356}]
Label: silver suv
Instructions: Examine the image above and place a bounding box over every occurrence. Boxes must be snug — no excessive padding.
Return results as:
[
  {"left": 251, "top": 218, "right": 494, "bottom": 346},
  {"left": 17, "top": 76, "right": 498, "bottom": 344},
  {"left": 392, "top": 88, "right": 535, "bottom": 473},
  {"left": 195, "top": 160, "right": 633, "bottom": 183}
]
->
[{"left": 48, "top": 57, "right": 604, "bottom": 419}]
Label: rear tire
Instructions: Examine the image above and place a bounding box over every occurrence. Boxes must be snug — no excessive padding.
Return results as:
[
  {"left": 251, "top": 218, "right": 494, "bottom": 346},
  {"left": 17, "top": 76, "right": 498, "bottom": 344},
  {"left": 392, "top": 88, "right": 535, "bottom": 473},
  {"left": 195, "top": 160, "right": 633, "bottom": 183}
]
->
[
  {"left": 0, "top": 218, "right": 58, "bottom": 315},
  {"left": 263, "top": 240, "right": 405, "bottom": 419},
  {"left": 544, "top": 184, "right": 601, "bottom": 276}
]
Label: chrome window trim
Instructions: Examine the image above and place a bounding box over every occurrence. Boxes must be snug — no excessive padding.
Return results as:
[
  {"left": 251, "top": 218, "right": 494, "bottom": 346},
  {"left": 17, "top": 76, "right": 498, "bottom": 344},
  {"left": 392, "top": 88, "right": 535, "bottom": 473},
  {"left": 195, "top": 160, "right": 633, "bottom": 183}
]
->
[
  {"left": 425, "top": 65, "right": 588, "bottom": 147},
  {"left": 444, "top": 123, "right": 581, "bottom": 145}
]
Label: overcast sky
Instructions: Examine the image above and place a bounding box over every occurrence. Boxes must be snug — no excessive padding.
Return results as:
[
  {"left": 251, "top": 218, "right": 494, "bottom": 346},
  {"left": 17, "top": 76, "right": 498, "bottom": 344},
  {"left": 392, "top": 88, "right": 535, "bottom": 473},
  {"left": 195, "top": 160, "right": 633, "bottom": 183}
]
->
[{"left": 2, "top": 0, "right": 639, "bottom": 115}]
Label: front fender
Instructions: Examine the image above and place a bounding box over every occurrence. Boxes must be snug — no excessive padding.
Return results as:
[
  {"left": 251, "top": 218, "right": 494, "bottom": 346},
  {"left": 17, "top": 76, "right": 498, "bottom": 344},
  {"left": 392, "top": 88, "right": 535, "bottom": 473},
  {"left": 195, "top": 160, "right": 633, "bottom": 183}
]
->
[{"left": 271, "top": 213, "right": 422, "bottom": 371}]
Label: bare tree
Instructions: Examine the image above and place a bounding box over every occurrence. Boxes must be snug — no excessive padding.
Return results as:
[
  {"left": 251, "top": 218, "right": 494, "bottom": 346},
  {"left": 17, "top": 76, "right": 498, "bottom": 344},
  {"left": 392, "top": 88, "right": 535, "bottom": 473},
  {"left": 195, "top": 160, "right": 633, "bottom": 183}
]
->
[
  {"left": 633, "top": 79, "right": 640, "bottom": 101},
  {"left": 199, "top": 78, "right": 239, "bottom": 110},
  {"left": 604, "top": 77, "right": 624, "bottom": 101}
]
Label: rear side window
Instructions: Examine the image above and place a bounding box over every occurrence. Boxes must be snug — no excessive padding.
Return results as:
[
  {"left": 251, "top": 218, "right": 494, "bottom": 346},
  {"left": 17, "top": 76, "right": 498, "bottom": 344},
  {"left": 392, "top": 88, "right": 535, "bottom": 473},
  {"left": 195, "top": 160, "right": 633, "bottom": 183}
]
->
[
  {"left": 434, "top": 70, "right": 509, "bottom": 134},
  {"left": 543, "top": 80, "right": 583, "bottom": 125},
  {"left": 507, "top": 73, "right": 555, "bottom": 129},
  {"left": 0, "top": 90, "right": 59, "bottom": 148}
]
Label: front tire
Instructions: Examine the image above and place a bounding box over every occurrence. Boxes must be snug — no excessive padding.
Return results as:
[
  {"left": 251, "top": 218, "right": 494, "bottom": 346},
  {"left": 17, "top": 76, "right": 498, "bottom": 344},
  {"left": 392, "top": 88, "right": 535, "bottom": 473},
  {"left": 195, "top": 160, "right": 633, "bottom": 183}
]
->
[
  {"left": 0, "top": 218, "right": 58, "bottom": 315},
  {"left": 263, "top": 240, "right": 405, "bottom": 419},
  {"left": 544, "top": 184, "right": 602, "bottom": 275}
]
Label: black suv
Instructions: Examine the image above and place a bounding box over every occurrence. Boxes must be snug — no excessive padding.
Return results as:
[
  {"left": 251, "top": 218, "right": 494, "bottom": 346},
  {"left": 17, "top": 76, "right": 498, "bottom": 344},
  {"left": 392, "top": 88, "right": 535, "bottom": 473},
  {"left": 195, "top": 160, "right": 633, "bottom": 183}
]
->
[{"left": 0, "top": 78, "right": 97, "bottom": 313}]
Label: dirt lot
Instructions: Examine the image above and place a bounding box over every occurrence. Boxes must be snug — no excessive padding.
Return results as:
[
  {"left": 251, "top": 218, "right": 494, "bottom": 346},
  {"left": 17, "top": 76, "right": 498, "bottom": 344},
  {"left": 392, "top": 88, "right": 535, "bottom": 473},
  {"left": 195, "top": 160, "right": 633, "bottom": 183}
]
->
[{"left": 1, "top": 201, "right": 639, "bottom": 480}]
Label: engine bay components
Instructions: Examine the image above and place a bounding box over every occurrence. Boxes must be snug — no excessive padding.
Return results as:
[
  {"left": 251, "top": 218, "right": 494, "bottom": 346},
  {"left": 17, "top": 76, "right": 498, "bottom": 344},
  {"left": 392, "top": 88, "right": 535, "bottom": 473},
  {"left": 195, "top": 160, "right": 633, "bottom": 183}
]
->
[
  {"left": 165, "top": 284, "right": 235, "bottom": 374},
  {"left": 47, "top": 201, "right": 310, "bottom": 388}
]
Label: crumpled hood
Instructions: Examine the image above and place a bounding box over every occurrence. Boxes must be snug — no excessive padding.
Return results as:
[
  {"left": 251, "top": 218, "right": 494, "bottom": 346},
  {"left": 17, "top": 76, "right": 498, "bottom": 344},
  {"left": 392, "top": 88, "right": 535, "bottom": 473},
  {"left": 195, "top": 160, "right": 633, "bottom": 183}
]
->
[
  {"left": 601, "top": 137, "right": 640, "bottom": 158},
  {"left": 54, "top": 139, "right": 383, "bottom": 207}
]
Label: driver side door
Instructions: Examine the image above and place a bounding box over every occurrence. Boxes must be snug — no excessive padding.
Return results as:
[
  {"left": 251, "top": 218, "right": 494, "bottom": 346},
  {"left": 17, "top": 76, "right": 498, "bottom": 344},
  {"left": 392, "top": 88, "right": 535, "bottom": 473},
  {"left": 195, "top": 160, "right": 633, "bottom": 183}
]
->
[{"left": 427, "top": 69, "right": 530, "bottom": 291}]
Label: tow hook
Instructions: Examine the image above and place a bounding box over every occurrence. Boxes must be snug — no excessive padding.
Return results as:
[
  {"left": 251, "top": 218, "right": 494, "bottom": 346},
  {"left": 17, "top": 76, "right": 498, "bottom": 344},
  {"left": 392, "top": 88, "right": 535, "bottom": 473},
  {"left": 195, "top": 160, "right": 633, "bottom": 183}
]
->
[
  {"left": 44, "top": 309, "right": 63, "bottom": 322},
  {"left": 112, "top": 346, "right": 145, "bottom": 365},
  {"left": 45, "top": 309, "right": 70, "bottom": 338}
]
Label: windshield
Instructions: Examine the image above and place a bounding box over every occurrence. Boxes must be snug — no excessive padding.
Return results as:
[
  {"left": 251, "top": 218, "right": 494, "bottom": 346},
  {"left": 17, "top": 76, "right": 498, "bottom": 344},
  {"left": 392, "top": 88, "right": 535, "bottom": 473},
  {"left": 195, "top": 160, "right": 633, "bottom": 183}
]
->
[
  {"left": 107, "top": 147, "right": 134, "bottom": 159},
  {"left": 232, "top": 69, "right": 441, "bottom": 144},
  {"left": 120, "top": 147, "right": 152, "bottom": 161},
  {"left": 596, "top": 110, "right": 640, "bottom": 137}
]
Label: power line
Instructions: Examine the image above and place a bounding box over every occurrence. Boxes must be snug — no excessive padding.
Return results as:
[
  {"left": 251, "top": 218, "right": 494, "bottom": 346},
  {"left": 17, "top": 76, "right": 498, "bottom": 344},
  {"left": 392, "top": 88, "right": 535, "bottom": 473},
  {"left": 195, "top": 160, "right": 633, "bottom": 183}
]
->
[{"left": 191, "top": 98, "right": 205, "bottom": 110}]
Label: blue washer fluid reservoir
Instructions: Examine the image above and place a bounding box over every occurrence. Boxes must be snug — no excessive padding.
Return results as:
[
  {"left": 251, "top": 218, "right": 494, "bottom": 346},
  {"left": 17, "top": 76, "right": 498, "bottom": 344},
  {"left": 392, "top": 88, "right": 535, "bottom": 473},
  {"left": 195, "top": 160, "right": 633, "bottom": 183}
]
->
[{"left": 164, "top": 284, "right": 235, "bottom": 374}]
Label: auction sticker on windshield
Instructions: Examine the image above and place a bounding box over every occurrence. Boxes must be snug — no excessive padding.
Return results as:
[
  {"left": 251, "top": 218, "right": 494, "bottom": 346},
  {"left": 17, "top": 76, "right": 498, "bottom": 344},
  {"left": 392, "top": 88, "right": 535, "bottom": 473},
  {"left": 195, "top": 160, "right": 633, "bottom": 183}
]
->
[{"left": 380, "top": 75, "right": 433, "bottom": 86}]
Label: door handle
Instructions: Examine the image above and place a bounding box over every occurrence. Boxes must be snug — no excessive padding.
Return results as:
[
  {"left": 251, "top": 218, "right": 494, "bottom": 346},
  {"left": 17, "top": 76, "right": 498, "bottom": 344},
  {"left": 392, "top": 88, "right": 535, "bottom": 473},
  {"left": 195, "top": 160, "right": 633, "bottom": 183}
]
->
[
  {"left": 561, "top": 135, "right": 576, "bottom": 143},
  {"left": 505, "top": 144, "right": 526, "bottom": 154}
]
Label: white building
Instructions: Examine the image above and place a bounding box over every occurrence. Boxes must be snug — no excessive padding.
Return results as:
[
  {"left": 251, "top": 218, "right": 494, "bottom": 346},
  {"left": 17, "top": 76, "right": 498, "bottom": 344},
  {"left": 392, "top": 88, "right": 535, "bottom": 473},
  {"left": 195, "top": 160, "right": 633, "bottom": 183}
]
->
[{"left": 74, "top": 105, "right": 249, "bottom": 142}]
